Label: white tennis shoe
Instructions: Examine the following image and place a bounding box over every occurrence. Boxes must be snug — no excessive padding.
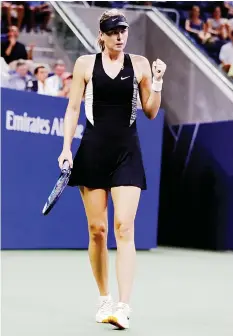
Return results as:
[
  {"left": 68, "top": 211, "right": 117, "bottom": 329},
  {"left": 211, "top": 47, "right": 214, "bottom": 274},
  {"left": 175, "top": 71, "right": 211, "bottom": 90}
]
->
[
  {"left": 95, "top": 294, "right": 113, "bottom": 323},
  {"left": 108, "top": 302, "right": 131, "bottom": 329}
]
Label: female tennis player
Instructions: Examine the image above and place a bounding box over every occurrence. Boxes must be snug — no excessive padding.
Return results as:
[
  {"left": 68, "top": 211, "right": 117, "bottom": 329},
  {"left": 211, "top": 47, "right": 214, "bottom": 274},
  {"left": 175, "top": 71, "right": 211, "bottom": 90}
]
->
[{"left": 58, "top": 9, "right": 166, "bottom": 330}]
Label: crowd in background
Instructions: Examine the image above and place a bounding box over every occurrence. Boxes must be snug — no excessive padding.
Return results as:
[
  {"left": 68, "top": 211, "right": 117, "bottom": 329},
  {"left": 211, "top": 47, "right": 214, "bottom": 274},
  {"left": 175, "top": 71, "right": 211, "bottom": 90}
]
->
[
  {"left": 1, "top": 1, "right": 72, "bottom": 98},
  {"left": 1, "top": 1, "right": 233, "bottom": 96},
  {"left": 92, "top": 1, "right": 233, "bottom": 79},
  {"left": 183, "top": 3, "right": 233, "bottom": 78},
  {"left": 1, "top": 1, "right": 52, "bottom": 33},
  {"left": 1, "top": 56, "right": 73, "bottom": 97}
]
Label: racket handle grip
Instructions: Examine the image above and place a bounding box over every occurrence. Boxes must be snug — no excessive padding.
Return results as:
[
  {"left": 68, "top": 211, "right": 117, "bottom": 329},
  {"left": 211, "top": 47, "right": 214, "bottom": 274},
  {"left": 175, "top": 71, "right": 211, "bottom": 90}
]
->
[{"left": 61, "top": 160, "right": 70, "bottom": 173}]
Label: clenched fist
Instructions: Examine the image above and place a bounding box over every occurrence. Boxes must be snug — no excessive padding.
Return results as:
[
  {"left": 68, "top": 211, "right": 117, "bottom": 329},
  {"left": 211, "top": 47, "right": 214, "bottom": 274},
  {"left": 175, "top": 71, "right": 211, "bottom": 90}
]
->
[{"left": 152, "top": 59, "right": 167, "bottom": 81}]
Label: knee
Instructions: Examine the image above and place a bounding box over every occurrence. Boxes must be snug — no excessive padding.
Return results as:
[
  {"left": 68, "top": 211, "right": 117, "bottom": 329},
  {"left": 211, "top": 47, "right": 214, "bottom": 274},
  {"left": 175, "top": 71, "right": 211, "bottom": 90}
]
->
[
  {"left": 89, "top": 219, "right": 107, "bottom": 242},
  {"left": 115, "top": 217, "right": 134, "bottom": 242}
]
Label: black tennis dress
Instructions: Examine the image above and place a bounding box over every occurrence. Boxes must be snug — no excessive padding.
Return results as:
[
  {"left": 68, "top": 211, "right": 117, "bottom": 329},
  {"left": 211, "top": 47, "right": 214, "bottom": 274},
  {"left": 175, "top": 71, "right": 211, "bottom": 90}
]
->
[{"left": 68, "top": 53, "right": 147, "bottom": 190}]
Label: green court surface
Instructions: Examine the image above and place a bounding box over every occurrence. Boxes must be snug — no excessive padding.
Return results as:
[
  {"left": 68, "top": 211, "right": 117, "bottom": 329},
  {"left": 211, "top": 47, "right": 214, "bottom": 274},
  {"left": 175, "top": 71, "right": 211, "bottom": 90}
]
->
[{"left": 1, "top": 248, "right": 233, "bottom": 336}]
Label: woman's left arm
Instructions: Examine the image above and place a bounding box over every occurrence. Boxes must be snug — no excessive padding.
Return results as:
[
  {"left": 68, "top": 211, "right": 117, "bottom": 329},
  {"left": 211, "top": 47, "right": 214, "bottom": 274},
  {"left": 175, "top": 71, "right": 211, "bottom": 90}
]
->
[{"left": 138, "top": 56, "right": 166, "bottom": 120}]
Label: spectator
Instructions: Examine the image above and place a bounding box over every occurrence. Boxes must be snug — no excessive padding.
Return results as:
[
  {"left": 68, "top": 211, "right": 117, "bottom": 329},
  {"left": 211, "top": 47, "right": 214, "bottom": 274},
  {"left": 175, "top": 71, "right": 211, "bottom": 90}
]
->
[
  {"left": 207, "top": 6, "right": 230, "bottom": 40},
  {"left": 0, "top": 57, "right": 10, "bottom": 88},
  {"left": 219, "top": 30, "right": 233, "bottom": 76},
  {"left": 45, "top": 60, "right": 66, "bottom": 96},
  {"left": 31, "top": 65, "right": 57, "bottom": 96},
  {"left": 8, "top": 60, "right": 33, "bottom": 91},
  {"left": 60, "top": 72, "right": 73, "bottom": 98},
  {"left": 1, "top": 1, "right": 25, "bottom": 31},
  {"left": 1, "top": 26, "right": 34, "bottom": 64},
  {"left": 26, "top": 1, "right": 52, "bottom": 32},
  {"left": 185, "top": 6, "right": 204, "bottom": 39},
  {"left": 198, "top": 22, "right": 217, "bottom": 44},
  {"left": 228, "top": 17, "right": 233, "bottom": 30},
  {"left": 224, "top": 1, "right": 233, "bottom": 18}
]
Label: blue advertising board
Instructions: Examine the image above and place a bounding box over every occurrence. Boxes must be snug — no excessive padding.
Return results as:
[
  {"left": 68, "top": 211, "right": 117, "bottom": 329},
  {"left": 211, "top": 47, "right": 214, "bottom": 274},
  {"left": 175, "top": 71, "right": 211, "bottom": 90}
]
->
[{"left": 1, "top": 88, "right": 164, "bottom": 250}]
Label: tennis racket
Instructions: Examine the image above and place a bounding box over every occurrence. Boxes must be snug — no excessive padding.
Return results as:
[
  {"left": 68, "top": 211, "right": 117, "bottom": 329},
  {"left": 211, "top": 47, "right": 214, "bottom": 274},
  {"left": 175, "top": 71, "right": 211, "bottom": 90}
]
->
[{"left": 42, "top": 160, "right": 71, "bottom": 215}]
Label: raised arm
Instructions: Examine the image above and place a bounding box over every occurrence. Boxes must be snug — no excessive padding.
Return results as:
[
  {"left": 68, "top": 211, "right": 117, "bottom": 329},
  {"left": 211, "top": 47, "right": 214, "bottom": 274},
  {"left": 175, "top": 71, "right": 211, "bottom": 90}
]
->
[
  {"left": 58, "top": 56, "right": 86, "bottom": 169},
  {"left": 139, "top": 56, "right": 166, "bottom": 120}
]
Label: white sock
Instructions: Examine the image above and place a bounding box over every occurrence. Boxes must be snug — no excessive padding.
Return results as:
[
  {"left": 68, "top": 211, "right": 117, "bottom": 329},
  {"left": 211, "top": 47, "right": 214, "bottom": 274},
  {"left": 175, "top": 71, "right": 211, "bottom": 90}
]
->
[{"left": 99, "top": 294, "right": 111, "bottom": 300}]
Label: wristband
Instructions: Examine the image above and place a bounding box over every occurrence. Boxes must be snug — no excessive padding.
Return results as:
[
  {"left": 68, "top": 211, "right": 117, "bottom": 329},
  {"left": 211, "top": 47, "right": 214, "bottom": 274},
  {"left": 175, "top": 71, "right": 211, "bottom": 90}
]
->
[{"left": 152, "top": 77, "right": 163, "bottom": 92}]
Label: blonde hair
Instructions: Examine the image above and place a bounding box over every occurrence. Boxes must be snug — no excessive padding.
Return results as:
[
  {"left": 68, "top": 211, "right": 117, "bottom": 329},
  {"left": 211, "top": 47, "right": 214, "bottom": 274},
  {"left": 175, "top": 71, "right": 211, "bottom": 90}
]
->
[{"left": 97, "top": 9, "right": 127, "bottom": 51}]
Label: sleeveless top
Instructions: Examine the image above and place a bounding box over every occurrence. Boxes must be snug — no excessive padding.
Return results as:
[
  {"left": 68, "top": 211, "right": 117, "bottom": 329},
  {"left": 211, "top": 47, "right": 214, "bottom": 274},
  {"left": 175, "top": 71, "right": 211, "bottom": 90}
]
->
[
  {"left": 84, "top": 53, "right": 139, "bottom": 134},
  {"left": 190, "top": 20, "right": 203, "bottom": 31}
]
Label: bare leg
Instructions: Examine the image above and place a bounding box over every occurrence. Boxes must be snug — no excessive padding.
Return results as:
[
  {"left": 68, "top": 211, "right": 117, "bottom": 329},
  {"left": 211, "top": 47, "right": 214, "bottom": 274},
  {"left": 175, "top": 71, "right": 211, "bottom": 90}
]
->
[
  {"left": 16, "top": 5, "right": 24, "bottom": 30},
  {"left": 80, "top": 187, "right": 109, "bottom": 296},
  {"left": 4, "top": 4, "right": 12, "bottom": 27},
  {"left": 40, "top": 10, "right": 52, "bottom": 31},
  {"left": 111, "top": 186, "right": 141, "bottom": 304},
  {"left": 29, "top": 7, "right": 36, "bottom": 32}
]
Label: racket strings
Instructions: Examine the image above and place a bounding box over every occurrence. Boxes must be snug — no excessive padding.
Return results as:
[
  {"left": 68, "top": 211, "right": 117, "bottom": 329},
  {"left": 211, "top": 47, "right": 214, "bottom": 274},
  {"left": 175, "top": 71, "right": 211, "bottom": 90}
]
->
[{"left": 48, "top": 173, "right": 70, "bottom": 203}]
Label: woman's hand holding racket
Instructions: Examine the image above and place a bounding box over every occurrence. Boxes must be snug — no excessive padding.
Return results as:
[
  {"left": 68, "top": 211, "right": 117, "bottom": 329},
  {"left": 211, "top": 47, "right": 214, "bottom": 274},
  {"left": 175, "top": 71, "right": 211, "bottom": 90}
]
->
[
  {"left": 42, "top": 150, "right": 72, "bottom": 215},
  {"left": 58, "top": 149, "right": 73, "bottom": 170}
]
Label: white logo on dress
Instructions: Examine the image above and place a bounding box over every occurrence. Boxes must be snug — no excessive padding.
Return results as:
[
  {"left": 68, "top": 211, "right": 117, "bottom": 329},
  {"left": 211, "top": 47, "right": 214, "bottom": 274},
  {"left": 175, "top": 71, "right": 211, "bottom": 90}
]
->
[
  {"left": 121, "top": 76, "right": 130, "bottom": 80},
  {"left": 112, "top": 18, "right": 118, "bottom": 21}
]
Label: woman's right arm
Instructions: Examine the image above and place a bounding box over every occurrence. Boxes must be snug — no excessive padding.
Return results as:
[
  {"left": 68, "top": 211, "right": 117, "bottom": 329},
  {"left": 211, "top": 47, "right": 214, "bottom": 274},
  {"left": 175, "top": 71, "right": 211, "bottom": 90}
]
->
[{"left": 58, "top": 56, "right": 86, "bottom": 169}]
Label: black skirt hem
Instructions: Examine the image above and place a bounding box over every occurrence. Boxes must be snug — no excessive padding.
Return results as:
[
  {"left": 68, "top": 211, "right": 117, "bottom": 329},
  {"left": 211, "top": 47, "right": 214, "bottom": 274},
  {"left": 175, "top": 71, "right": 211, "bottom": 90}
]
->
[{"left": 68, "top": 181, "right": 147, "bottom": 191}]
